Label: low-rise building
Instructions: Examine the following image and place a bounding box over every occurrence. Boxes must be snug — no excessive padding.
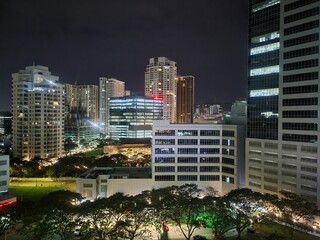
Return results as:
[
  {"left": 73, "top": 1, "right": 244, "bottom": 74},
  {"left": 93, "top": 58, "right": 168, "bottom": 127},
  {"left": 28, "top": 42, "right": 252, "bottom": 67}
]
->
[
  {"left": 152, "top": 120, "right": 245, "bottom": 195},
  {"left": 0, "top": 155, "right": 16, "bottom": 205},
  {"left": 76, "top": 167, "right": 152, "bottom": 200},
  {"left": 77, "top": 120, "right": 245, "bottom": 200}
]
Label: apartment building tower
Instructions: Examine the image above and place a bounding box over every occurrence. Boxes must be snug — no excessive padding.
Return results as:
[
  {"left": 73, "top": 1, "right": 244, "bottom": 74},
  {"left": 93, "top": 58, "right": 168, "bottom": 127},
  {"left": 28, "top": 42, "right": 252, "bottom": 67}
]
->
[
  {"left": 145, "top": 57, "right": 177, "bottom": 122},
  {"left": 12, "top": 65, "right": 64, "bottom": 159},
  {"left": 247, "top": 0, "right": 320, "bottom": 205},
  {"left": 99, "top": 78, "right": 125, "bottom": 135},
  {"left": 176, "top": 76, "right": 195, "bottom": 123}
]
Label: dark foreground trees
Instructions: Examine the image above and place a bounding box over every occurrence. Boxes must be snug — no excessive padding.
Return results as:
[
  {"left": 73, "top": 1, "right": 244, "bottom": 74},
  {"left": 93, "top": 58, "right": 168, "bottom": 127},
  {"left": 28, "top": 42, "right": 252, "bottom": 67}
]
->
[{"left": 2, "top": 185, "right": 317, "bottom": 240}]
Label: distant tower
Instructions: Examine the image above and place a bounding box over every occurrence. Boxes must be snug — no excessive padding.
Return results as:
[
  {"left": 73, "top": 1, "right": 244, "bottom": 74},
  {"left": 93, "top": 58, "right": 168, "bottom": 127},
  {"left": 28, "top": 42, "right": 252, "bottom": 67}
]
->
[
  {"left": 12, "top": 65, "right": 64, "bottom": 160},
  {"left": 64, "top": 84, "right": 99, "bottom": 143},
  {"left": 144, "top": 57, "right": 177, "bottom": 122},
  {"left": 99, "top": 78, "right": 125, "bottom": 135},
  {"left": 176, "top": 76, "right": 195, "bottom": 123}
]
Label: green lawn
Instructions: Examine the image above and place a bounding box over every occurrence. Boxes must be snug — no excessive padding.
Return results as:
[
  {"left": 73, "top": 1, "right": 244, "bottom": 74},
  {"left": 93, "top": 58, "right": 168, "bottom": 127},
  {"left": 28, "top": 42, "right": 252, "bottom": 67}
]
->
[
  {"left": 9, "top": 186, "right": 67, "bottom": 202},
  {"left": 9, "top": 180, "right": 76, "bottom": 202},
  {"left": 235, "top": 220, "right": 320, "bottom": 240},
  {"left": 81, "top": 149, "right": 104, "bottom": 158}
]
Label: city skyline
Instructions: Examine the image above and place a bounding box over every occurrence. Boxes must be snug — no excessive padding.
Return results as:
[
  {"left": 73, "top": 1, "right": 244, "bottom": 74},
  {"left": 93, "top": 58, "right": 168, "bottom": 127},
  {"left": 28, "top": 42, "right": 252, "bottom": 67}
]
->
[{"left": 0, "top": 0, "right": 248, "bottom": 111}]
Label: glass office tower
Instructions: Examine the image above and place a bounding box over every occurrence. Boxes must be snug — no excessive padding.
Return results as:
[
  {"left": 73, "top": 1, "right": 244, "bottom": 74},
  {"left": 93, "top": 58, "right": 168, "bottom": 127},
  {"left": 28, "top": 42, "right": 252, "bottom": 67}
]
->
[
  {"left": 247, "top": 0, "right": 320, "bottom": 206},
  {"left": 109, "top": 96, "right": 163, "bottom": 139}
]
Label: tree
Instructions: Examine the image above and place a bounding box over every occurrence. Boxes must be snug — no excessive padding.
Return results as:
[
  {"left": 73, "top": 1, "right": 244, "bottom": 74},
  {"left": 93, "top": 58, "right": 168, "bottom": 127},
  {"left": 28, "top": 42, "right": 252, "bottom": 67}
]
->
[
  {"left": 199, "top": 196, "right": 234, "bottom": 238},
  {"left": 20, "top": 191, "right": 83, "bottom": 240},
  {"left": 78, "top": 197, "right": 125, "bottom": 240},
  {"left": 140, "top": 188, "right": 171, "bottom": 240},
  {"left": 0, "top": 203, "right": 18, "bottom": 238},
  {"left": 50, "top": 209, "right": 78, "bottom": 240},
  {"left": 64, "top": 138, "right": 78, "bottom": 155},
  {"left": 38, "top": 190, "right": 82, "bottom": 210},
  {"left": 119, "top": 194, "right": 152, "bottom": 240},
  {"left": 20, "top": 215, "right": 56, "bottom": 240},
  {"left": 276, "top": 191, "right": 317, "bottom": 228},
  {"left": 224, "top": 188, "right": 265, "bottom": 239},
  {"left": 160, "top": 184, "right": 204, "bottom": 240}
]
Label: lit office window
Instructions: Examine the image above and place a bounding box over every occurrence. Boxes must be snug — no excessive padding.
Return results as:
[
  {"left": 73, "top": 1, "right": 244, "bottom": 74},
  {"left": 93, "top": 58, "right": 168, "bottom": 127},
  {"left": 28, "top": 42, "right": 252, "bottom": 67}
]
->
[
  {"left": 252, "top": 0, "right": 280, "bottom": 12},
  {"left": 250, "top": 65, "right": 279, "bottom": 76},
  {"left": 251, "top": 31, "right": 280, "bottom": 43},
  {"left": 250, "top": 42, "right": 279, "bottom": 55},
  {"left": 250, "top": 88, "right": 279, "bottom": 97}
]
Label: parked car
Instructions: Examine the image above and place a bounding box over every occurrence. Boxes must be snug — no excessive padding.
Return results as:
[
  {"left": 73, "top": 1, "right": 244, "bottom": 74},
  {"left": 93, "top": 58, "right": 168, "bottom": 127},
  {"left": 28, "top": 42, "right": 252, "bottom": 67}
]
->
[
  {"left": 74, "top": 226, "right": 81, "bottom": 236},
  {"left": 193, "top": 235, "right": 207, "bottom": 240}
]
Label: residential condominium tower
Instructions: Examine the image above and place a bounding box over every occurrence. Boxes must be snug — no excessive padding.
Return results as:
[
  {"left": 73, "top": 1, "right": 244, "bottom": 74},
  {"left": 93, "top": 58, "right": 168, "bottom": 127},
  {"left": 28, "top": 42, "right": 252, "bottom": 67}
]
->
[
  {"left": 99, "top": 78, "right": 125, "bottom": 135},
  {"left": 12, "top": 65, "right": 64, "bottom": 160},
  {"left": 144, "top": 57, "right": 177, "bottom": 122},
  {"left": 176, "top": 76, "right": 195, "bottom": 123},
  {"left": 247, "top": 0, "right": 320, "bottom": 205}
]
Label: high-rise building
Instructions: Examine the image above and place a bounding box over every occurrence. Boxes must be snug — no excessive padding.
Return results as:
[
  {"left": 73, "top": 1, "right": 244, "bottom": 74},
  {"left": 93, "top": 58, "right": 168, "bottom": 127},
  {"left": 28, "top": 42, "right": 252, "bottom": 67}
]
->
[
  {"left": 99, "top": 78, "right": 125, "bottom": 135},
  {"left": 65, "top": 84, "right": 99, "bottom": 123},
  {"left": 109, "top": 96, "right": 163, "bottom": 139},
  {"left": 176, "top": 76, "right": 195, "bottom": 123},
  {"left": 12, "top": 65, "right": 64, "bottom": 160},
  {"left": 144, "top": 57, "right": 177, "bottom": 122},
  {"left": 247, "top": 0, "right": 320, "bottom": 205},
  {"left": 64, "top": 84, "right": 99, "bottom": 143}
]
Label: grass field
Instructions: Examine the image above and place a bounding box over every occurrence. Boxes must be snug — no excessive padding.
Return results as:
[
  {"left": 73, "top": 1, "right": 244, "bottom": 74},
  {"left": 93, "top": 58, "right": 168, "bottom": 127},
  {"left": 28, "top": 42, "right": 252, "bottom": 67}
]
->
[
  {"left": 9, "top": 179, "right": 76, "bottom": 202},
  {"left": 237, "top": 220, "right": 320, "bottom": 240}
]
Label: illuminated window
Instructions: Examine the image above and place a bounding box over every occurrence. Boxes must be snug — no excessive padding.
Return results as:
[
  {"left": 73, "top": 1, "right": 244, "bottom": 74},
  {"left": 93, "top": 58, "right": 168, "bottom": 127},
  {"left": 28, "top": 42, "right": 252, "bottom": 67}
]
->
[
  {"left": 250, "top": 88, "right": 279, "bottom": 97},
  {"left": 252, "top": 0, "right": 280, "bottom": 12},
  {"left": 250, "top": 42, "right": 279, "bottom": 55},
  {"left": 251, "top": 31, "right": 280, "bottom": 43},
  {"left": 250, "top": 65, "right": 279, "bottom": 76}
]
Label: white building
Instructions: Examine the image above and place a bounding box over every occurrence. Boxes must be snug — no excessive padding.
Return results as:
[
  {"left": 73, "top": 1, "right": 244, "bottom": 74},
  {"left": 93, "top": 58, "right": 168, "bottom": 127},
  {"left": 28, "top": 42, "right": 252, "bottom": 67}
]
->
[
  {"left": 0, "top": 155, "right": 9, "bottom": 193},
  {"left": 76, "top": 167, "right": 152, "bottom": 201},
  {"left": 0, "top": 155, "right": 15, "bottom": 205},
  {"left": 99, "top": 78, "right": 125, "bottom": 135},
  {"left": 76, "top": 120, "right": 245, "bottom": 200},
  {"left": 12, "top": 65, "right": 64, "bottom": 160},
  {"left": 152, "top": 120, "right": 245, "bottom": 195},
  {"left": 144, "top": 57, "right": 177, "bottom": 123}
]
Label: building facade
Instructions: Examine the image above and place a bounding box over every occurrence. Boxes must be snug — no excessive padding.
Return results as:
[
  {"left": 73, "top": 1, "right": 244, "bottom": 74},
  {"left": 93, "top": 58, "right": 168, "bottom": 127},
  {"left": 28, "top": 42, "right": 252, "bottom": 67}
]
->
[
  {"left": 0, "top": 155, "right": 9, "bottom": 193},
  {"left": 109, "top": 96, "right": 163, "bottom": 139},
  {"left": 76, "top": 167, "right": 152, "bottom": 200},
  {"left": 64, "top": 84, "right": 99, "bottom": 143},
  {"left": 176, "top": 76, "right": 195, "bottom": 123},
  {"left": 247, "top": 0, "right": 320, "bottom": 205},
  {"left": 12, "top": 65, "right": 64, "bottom": 159},
  {"left": 99, "top": 78, "right": 125, "bottom": 135},
  {"left": 152, "top": 120, "right": 245, "bottom": 195},
  {"left": 0, "top": 112, "right": 12, "bottom": 137},
  {"left": 144, "top": 57, "right": 177, "bottom": 123}
]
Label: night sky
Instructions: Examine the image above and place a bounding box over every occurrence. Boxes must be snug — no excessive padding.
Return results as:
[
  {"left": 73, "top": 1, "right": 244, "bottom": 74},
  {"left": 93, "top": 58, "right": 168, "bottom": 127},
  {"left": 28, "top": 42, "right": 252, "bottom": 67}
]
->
[{"left": 0, "top": 0, "right": 248, "bottom": 111}]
